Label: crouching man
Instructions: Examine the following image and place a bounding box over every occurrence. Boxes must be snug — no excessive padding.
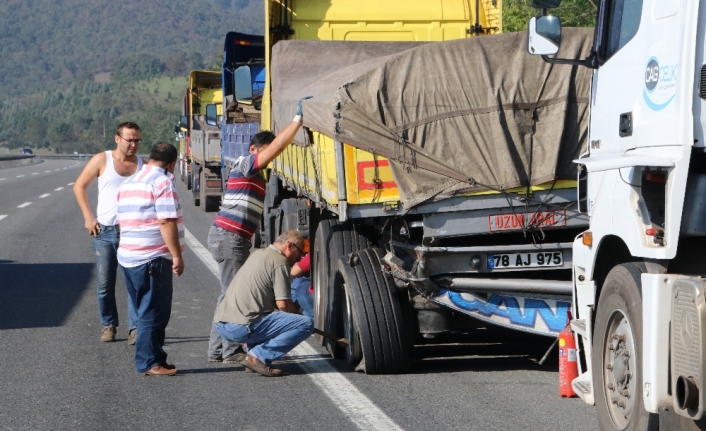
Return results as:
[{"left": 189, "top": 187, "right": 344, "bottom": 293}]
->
[{"left": 214, "top": 230, "right": 313, "bottom": 377}]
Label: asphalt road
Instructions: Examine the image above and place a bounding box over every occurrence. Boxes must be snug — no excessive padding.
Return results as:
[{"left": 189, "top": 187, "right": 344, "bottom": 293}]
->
[{"left": 0, "top": 158, "right": 599, "bottom": 430}]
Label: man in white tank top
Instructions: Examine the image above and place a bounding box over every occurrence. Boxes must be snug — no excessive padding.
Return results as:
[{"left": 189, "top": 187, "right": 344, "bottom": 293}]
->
[{"left": 73, "top": 122, "right": 143, "bottom": 343}]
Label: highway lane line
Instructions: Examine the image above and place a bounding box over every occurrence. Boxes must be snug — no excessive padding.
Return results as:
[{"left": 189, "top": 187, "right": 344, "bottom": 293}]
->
[
  {"left": 67, "top": 182, "right": 75, "bottom": 185},
  {"left": 0, "top": 215, "right": 7, "bottom": 222},
  {"left": 39, "top": 194, "right": 50, "bottom": 198},
  {"left": 17, "top": 202, "right": 32, "bottom": 208},
  {"left": 16, "top": 175, "right": 24, "bottom": 178},
  {"left": 55, "top": 187, "right": 64, "bottom": 191},
  {"left": 32, "top": 173, "right": 38, "bottom": 175},
  {"left": 183, "top": 228, "right": 403, "bottom": 431},
  {"left": 0, "top": 178, "right": 5, "bottom": 181},
  {"left": 45, "top": 170, "right": 51, "bottom": 173}
]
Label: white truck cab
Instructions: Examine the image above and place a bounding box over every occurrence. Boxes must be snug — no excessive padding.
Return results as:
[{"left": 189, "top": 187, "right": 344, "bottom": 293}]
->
[{"left": 529, "top": 1, "right": 706, "bottom": 429}]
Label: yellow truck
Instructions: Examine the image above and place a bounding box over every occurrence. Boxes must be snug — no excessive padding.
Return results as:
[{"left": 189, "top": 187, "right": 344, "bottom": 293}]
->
[
  {"left": 236, "top": 0, "right": 593, "bottom": 374},
  {"left": 178, "top": 70, "right": 223, "bottom": 211}
]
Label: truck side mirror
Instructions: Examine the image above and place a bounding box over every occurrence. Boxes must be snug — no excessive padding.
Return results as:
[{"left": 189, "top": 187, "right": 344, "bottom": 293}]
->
[
  {"left": 234, "top": 65, "right": 254, "bottom": 105},
  {"left": 531, "top": 0, "right": 561, "bottom": 8},
  {"left": 179, "top": 115, "right": 188, "bottom": 129},
  {"left": 527, "top": 16, "right": 562, "bottom": 56},
  {"left": 206, "top": 104, "right": 219, "bottom": 127}
]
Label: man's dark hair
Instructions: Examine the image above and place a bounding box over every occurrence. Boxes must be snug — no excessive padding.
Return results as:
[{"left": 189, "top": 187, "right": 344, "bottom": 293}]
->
[
  {"left": 116, "top": 122, "right": 141, "bottom": 136},
  {"left": 250, "top": 131, "right": 276, "bottom": 149},
  {"left": 149, "top": 142, "right": 177, "bottom": 165}
]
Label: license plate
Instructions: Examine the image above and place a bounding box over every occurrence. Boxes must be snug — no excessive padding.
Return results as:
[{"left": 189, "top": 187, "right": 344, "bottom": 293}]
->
[
  {"left": 488, "top": 210, "right": 566, "bottom": 232},
  {"left": 487, "top": 251, "right": 564, "bottom": 269}
]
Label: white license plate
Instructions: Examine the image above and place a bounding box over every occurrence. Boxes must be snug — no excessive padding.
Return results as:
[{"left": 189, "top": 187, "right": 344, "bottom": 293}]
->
[
  {"left": 487, "top": 251, "right": 564, "bottom": 269},
  {"left": 488, "top": 210, "right": 566, "bottom": 232}
]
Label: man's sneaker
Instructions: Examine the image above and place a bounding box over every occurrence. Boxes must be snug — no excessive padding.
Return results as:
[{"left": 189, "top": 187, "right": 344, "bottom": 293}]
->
[
  {"left": 241, "top": 354, "right": 283, "bottom": 377},
  {"left": 127, "top": 329, "right": 137, "bottom": 346},
  {"left": 101, "top": 326, "right": 116, "bottom": 342},
  {"left": 223, "top": 351, "right": 247, "bottom": 364},
  {"left": 208, "top": 356, "right": 223, "bottom": 363}
]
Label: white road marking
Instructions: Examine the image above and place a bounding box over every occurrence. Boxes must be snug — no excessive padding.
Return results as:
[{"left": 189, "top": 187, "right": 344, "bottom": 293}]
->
[
  {"left": 55, "top": 187, "right": 64, "bottom": 191},
  {"left": 16, "top": 175, "right": 24, "bottom": 178},
  {"left": 67, "top": 182, "right": 75, "bottom": 186},
  {"left": 39, "top": 194, "right": 50, "bottom": 198},
  {"left": 17, "top": 202, "right": 32, "bottom": 208},
  {"left": 183, "top": 228, "right": 402, "bottom": 431},
  {"left": 45, "top": 171, "right": 51, "bottom": 173},
  {"left": 32, "top": 173, "right": 38, "bottom": 175},
  {"left": 55, "top": 169, "right": 60, "bottom": 171},
  {"left": 0, "top": 178, "right": 5, "bottom": 181},
  {"left": 0, "top": 215, "right": 7, "bottom": 222}
]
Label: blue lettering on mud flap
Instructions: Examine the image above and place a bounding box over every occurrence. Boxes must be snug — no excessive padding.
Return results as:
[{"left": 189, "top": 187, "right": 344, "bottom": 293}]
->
[{"left": 444, "top": 290, "right": 570, "bottom": 333}]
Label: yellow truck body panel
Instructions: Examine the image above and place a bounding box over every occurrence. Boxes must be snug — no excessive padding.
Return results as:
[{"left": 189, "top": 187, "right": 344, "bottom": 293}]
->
[{"left": 264, "top": 0, "right": 504, "bottom": 208}]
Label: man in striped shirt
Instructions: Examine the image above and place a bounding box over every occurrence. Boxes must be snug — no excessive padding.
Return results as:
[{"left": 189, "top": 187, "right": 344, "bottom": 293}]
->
[
  {"left": 206, "top": 97, "right": 310, "bottom": 363},
  {"left": 117, "top": 142, "right": 184, "bottom": 376}
]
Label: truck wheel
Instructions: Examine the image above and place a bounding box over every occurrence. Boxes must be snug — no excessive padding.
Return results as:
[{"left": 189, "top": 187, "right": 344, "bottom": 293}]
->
[
  {"left": 593, "top": 263, "right": 658, "bottom": 431},
  {"left": 199, "top": 168, "right": 211, "bottom": 212},
  {"left": 192, "top": 166, "right": 200, "bottom": 207},
  {"left": 313, "top": 219, "right": 370, "bottom": 358},
  {"left": 338, "top": 247, "right": 411, "bottom": 374}
]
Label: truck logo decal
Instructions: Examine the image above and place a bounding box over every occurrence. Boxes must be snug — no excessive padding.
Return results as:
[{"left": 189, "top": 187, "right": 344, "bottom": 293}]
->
[
  {"left": 430, "top": 289, "right": 570, "bottom": 336},
  {"left": 643, "top": 57, "right": 677, "bottom": 111}
]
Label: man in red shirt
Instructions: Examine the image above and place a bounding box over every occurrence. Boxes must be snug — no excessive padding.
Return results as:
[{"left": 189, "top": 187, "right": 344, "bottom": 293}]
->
[{"left": 290, "top": 253, "right": 313, "bottom": 317}]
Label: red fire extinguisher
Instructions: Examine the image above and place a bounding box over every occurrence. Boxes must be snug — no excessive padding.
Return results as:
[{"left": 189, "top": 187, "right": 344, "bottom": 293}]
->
[{"left": 559, "top": 311, "right": 579, "bottom": 398}]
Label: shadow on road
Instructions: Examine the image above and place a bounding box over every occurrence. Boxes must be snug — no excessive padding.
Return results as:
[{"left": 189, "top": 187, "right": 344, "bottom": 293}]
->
[
  {"left": 409, "top": 326, "right": 560, "bottom": 374},
  {"left": 0, "top": 261, "right": 93, "bottom": 329},
  {"left": 165, "top": 336, "right": 209, "bottom": 345}
]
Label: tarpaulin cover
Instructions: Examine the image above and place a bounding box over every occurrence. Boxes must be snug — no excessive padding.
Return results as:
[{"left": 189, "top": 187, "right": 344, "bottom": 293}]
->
[{"left": 270, "top": 29, "right": 594, "bottom": 207}]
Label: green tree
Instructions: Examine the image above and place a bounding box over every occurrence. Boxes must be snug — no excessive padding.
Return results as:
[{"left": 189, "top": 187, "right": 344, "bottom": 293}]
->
[{"left": 503, "top": 0, "right": 597, "bottom": 33}]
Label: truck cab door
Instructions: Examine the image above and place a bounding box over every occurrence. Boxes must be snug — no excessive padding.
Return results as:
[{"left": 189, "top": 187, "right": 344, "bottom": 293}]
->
[{"left": 588, "top": 0, "right": 645, "bottom": 155}]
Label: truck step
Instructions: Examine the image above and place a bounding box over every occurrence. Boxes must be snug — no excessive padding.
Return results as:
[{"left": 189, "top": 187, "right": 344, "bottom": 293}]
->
[
  {"left": 571, "top": 371, "right": 594, "bottom": 405},
  {"left": 570, "top": 318, "right": 587, "bottom": 338}
]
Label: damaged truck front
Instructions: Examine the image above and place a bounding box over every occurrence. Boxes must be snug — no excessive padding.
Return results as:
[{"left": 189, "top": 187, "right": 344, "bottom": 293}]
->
[{"left": 264, "top": 26, "right": 594, "bottom": 373}]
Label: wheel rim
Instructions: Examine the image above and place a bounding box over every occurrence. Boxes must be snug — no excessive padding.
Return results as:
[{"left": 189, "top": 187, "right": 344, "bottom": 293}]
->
[
  {"left": 603, "top": 309, "right": 637, "bottom": 430},
  {"left": 343, "top": 283, "right": 354, "bottom": 357},
  {"left": 314, "top": 248, "right": 324, "bottom": 318}
]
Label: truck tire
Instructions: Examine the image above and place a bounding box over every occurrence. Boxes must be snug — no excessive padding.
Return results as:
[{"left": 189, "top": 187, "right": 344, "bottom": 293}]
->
[
  {"left": 192, "top": 165, "right": 200, "bottom": 207},
  {"left": 199, "top": 168, "right": 215, "bottom": 212},
  {"left": 338, "top": 247, "right": 411, "bottom": 374},
  {"left": 313, "top": 219, "right": 370, "bottom": 357},
  {"left": 593, "top": 263, "right": 658, "bottom": 431}
]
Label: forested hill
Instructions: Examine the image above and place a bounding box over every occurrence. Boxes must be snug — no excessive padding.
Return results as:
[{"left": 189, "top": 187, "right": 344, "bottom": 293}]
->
[{"left": 0, "top": 0, "right": 263, "bottom": 97}]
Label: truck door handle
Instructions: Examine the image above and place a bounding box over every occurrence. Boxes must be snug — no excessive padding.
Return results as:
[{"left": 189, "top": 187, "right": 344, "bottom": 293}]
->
[{"left": 619, "top": 112, "right": 633, "bottom": 137}]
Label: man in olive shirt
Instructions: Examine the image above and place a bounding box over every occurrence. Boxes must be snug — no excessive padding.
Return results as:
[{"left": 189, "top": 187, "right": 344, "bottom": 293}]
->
[{"left": 214, "top": 230, "right": 313, "bottom": 377}]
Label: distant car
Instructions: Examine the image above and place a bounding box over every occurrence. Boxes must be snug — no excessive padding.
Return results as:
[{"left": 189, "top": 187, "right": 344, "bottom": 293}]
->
[{"left": 20, "top": 148, "right": 33, "bottom": 155}]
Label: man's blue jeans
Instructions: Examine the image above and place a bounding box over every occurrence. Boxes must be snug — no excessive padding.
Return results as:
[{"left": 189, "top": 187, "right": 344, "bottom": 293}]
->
[
  {"left": 291, "top": 276, "right": 314, "bottom": 318},
  {"left": 121, "top": 257, "right": 173, "bottom": 373},
  {"left": 92, "top": 223, "right": 137, "bottom": 330},
  {"left": 216, "top": 313, "right": 314, "bottom": 365},
  {"left": 206, "top": 226, "right": 251, "bottom": 359}
]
